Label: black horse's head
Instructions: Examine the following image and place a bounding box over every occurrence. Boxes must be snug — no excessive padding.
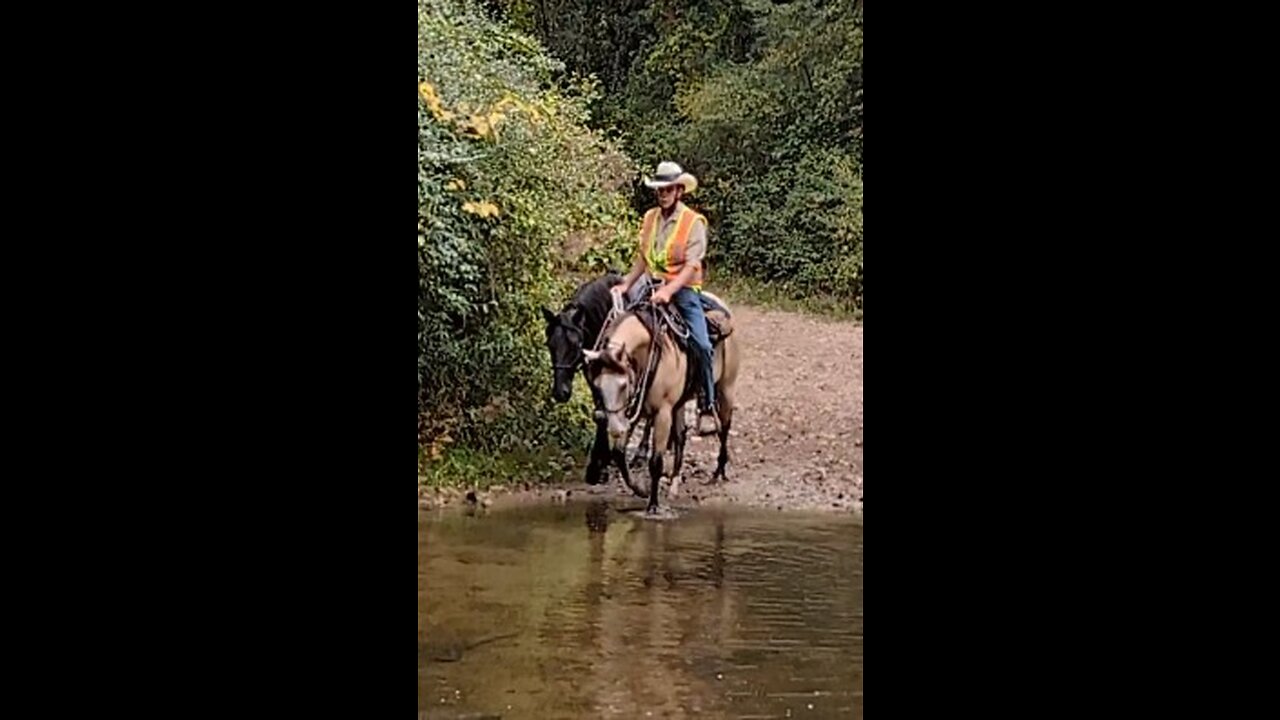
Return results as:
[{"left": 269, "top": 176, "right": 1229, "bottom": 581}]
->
[{"left": 543, "top": 304, "right": 587, "bottom": 403}]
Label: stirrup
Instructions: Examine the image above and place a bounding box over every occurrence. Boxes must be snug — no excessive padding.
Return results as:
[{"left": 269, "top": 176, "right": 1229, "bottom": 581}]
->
[{"left": 697, "top": 410, "right": 720, "bottom": 436}]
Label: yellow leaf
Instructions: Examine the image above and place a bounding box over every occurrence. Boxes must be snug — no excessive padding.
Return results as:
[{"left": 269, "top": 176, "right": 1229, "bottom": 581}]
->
[
  {"left": 445, "top": 179, "right": 466, "bottom": 191},
  {"left": 462, "top": 200, "right": 500, "bottom": 218},
  {"left": 466, "top": 114, "right": 491, "bottom": 138},
  {"left": 418, "top": 80, "right": 455, "bottom": 122}
]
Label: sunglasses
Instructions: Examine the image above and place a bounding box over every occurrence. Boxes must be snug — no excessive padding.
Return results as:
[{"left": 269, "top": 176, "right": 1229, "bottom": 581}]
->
[{"left": 656, "top": 186, "right": 680, "bottom": 195}]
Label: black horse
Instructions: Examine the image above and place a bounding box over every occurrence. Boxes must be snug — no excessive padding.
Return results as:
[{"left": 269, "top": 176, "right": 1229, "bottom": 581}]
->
[{"left": 543, "top": 272, "right": 650, "bottom": 486}]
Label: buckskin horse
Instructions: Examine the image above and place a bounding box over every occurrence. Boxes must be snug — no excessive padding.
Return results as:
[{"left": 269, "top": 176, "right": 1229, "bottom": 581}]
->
[
  {"left": 584, "top": 284, "right": 740, "bottom": 513},
  {"left": 543, "top": 272, "right": 652, "bottom": 485}
]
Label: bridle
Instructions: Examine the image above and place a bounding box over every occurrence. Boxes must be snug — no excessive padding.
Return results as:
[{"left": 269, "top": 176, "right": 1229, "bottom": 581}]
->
[
  {"left": 584, "top": 285, "right": 663, "bottom": 425},
  {"left": 599, "top": 398, "right": 629, "bottom": 415},
  {"left": 550, "top": 320, "right": 586, "bottom": 373},
  {"left": 593, "top": 341, "right": 644, "bottom": 420}
]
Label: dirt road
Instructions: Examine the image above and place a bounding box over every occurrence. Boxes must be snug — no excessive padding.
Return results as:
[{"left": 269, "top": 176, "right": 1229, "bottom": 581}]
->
[{"left": 676, "top": 305, "right": 863, "bottom": 512}]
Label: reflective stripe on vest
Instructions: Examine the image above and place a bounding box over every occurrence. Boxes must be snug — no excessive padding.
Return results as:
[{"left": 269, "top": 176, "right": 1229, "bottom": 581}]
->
[{"left": 640, "top": 206, "right": 704, "bottom": 290}]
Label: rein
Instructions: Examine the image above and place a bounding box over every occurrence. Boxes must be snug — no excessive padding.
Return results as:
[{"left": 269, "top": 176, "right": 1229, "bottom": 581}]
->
[
  {"left": 598, "top": 315, "right": 662, "bottom": 427},
  {"left": 591, "top": 282, "right": 672, "bottom": 428}
]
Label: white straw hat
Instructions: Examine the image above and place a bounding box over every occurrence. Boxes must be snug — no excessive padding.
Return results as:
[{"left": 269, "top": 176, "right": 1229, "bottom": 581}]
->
[{"left": 642, "top": 161, "right": 698, "bottom": 194}]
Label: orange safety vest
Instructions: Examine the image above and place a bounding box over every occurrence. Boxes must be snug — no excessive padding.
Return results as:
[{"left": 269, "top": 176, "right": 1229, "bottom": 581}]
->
[{"left": 640, "top": 205, "right": 705, "bottom": 291}]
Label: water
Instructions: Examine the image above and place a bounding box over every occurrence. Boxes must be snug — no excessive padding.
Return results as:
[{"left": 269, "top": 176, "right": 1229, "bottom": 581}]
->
[{"left": 418, "top": 500, "right": 863, "bottom": 719}]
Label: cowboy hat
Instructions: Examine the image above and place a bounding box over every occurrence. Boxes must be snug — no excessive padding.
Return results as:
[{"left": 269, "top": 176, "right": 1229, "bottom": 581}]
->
[{"left": 643, "top": 161, "right": 698, "bottom": 194}]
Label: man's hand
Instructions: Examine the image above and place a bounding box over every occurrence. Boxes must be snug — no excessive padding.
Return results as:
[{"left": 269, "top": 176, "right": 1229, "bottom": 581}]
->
[{"left": 651, "top": 287, "right": 673, "bottom": 305}]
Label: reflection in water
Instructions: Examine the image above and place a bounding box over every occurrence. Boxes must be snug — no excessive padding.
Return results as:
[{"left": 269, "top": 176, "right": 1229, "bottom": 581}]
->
[{"left": 418, "top": 501, "right": 863, "bottom": 719}]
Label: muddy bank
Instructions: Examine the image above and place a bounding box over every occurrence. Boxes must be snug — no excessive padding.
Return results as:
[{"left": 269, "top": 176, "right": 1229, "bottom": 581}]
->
[
  {"left": 683, "top": 305, "right": 862, "bottom": 512},
  {"left": 419, "top": 304, "right": 863, "bottom": 513}
]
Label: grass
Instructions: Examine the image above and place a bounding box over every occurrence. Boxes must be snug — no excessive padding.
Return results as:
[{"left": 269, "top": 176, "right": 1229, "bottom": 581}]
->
[
  {"left": 712, "top": 273, "right": 863, "bottom": 321},
  {"left": 418, "top": 445, "right": 581, "bottom": 489}
]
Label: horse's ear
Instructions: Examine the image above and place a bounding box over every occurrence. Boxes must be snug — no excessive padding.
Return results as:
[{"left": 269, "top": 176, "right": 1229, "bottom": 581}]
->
[
  {"left": 542, "top": 307, "right": 557, "bottom": 326},
  {"left": 610, "top": 343, "right": 627, "bottom": 366},
  {"left": 571, "top": 305, "right": 586, "bottom": 327},
  {"left": 583, "top": 349, "right": 602, "bottom": 364}
]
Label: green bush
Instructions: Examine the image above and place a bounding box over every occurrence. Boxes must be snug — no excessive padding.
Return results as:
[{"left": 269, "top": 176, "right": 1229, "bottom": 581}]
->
[
  {"left": 491, "top": 0, "right": 864, "bottom": 311},
  {"left": 418, "top": 0, "right": 639, "bottom": 458},
  {"left": 670, "top": 0, "right": 862, "bottom": 307}
]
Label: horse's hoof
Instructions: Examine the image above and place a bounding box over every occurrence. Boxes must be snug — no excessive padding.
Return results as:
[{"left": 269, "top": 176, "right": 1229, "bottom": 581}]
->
[{"left": 646, "top": 504, "right": 659, "bottom": 516}]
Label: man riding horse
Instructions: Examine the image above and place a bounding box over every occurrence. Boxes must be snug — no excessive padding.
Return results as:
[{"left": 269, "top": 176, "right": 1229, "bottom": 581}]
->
[{"left": 612, "top": 161, "right": 721, "bottom": 437}]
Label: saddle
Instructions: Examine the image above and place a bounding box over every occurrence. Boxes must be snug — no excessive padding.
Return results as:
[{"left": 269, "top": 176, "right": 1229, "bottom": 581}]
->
[
  {"left": 641, "top": 297, "right": 734, "bottom": 353},
  {"left": 624, "top": 295, "right": 733, "bottom": 410},
  {"left": 602, "top": 282, "right": 733, "bottom": 414}
]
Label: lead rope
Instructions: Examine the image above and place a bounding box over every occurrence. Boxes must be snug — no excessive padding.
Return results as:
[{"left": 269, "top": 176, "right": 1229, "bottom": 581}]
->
[
  {"left": 627, "top": 285, "right": 661, "bottom": 426},
  {"left": 594, "top": 281, "right": 662, "bottom": 427},
  {"left": 664, "top": 309, "right": 690, "bottom": 340},
  {"left": 626, "top": 331, "right": 660, "bottom": 426},
  {"left": 593, "top": 290, "right": 626, "bottom": 352}
]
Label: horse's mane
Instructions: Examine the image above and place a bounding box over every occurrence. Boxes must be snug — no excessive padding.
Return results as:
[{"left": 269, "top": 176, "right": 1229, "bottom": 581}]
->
[
  {"left": 561, "top": 271, "right": 623, "bottom": 346},
  {"left": 570, "top": 271, "right": 621, "bottom": 308}
]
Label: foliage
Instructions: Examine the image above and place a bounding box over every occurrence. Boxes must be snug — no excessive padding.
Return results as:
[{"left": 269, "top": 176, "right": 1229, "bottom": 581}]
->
[
  {"left": 675, "top": 1, "right": 861, "bottom": 306},
  {"left": 418, "top": 446, "right": 573, "bottom": 488},
  {"left": 712, "top": 272, "right": 862, "bottom": 322},
  {"left": 490, "top": 0, "right": 863, "bottom": 310},
  {"left": 419, "top": 0, "right": 864, "bottom": 477},
  {"left": 418, "top": 0, "right": 640, "bottom": 458}
]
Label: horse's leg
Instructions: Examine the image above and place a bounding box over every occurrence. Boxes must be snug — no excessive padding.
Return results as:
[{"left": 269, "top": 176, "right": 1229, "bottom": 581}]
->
[
  {"left": 629, "top": 419, "right": 652, "bottom": 468},
  {"left": 711, "top": 386, "right": 735, "bottom": 483},
  {"left": 646, "top": 406, "right": 673, "bottom": 514},
  {"left": 613, "top": 445, "right": 648, "bottom": 498},
  {"left": 639, "top": 420, "right": 652, "bottom": 460},
  {"left": 584, "top": 414, "right": 611, "bottom": 485},
  {"left": 669, "top": 404, "right": 688, "bottom": 498}
]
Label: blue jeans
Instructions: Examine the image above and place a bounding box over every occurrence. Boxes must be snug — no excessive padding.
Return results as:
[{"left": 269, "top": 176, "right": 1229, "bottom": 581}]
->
[{"left": 672, "top": 287, "right": 716, "bottom": 411}]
